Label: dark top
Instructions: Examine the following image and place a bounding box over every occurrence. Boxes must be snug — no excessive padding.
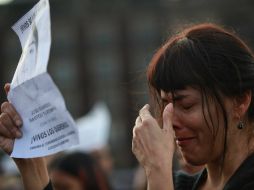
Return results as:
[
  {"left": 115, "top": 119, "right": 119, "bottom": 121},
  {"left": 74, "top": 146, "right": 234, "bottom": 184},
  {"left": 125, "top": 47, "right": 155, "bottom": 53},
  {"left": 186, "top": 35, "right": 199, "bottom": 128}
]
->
[
  {"left": 43, "top": 154, "right": 254, "bottom": 190},
  {"left": 43, "top": 181, "right": 53, "bottom": 190},
  {"left": 174, "top": 153, "right": 254, "bottom": 190}
]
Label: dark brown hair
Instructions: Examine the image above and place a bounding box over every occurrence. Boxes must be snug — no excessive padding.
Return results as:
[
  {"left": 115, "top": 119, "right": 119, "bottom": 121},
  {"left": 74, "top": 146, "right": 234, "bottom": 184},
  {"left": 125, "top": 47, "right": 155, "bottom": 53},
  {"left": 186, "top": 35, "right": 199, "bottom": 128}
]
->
[{"left": 50, "top": 152, "right": 111, "bottom": 190}]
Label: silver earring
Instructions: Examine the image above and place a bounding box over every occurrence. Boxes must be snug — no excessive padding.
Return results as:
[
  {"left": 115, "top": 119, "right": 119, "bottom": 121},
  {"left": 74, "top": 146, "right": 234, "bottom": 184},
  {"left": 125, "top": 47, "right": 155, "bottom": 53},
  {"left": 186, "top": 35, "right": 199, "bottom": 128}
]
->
[{"left": 237, "top": 121, "right": 245, "bottom": 129}]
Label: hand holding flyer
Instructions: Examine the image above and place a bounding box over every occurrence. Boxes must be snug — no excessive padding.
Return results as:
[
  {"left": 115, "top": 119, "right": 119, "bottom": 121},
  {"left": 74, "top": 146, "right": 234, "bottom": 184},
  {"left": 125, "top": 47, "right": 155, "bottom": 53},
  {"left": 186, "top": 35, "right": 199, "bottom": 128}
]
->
[{"left": 8, "top": 0, "right": 79, "bottom": 158}]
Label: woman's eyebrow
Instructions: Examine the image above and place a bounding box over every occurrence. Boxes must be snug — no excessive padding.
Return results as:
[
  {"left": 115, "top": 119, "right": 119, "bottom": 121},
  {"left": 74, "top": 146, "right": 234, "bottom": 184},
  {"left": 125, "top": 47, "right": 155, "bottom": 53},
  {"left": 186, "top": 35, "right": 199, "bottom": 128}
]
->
[
  {"left": 173, "top": 94, "right": 190, "bottom": 102},
  {"left": 160, "top": 94, "right": 190, "bottom": 103}
]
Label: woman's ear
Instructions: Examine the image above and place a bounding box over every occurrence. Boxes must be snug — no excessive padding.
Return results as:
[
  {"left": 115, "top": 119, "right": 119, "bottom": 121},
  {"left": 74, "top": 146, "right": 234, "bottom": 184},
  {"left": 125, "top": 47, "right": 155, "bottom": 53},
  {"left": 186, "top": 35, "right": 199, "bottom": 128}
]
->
[{"left": 233, "top": 90, "right": 252, "bottom": 119}]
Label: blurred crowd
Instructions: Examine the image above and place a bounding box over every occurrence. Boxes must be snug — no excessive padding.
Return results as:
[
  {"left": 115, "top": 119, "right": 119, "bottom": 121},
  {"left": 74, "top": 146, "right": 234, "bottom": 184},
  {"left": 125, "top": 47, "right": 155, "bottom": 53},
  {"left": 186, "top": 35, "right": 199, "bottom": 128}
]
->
[{"left": 0, "top": 138, "right": 204, "bottom": 190}]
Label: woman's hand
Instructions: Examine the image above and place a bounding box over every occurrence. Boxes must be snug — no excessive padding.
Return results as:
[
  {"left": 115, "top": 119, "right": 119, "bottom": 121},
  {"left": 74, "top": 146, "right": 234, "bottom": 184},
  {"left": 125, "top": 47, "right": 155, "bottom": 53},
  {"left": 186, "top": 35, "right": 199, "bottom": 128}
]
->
[
  {"left": 0, "top": 102, "right": 22, "bottom": 153},
  {"left": 132, "top": 103, "right": 175, "bottom": 190},
  {"left": 0, "top": 103, "right": 23, "bottom": 145},
  {"left": 0, "top": 84, "right": 23, "bottom": 154},
  {"left": 0, "top": 84, "right": 49, "bottom": 190}
]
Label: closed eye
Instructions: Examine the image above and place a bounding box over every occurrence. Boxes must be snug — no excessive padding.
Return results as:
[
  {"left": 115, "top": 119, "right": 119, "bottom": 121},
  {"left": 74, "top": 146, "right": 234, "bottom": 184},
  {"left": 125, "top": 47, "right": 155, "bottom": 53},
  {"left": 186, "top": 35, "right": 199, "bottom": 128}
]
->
[
  {"left": 181, "top": 103, "right": 195, "bottom": 111},
  {"left": 182, "top": 105, "right": 193, "bottom": 110}
]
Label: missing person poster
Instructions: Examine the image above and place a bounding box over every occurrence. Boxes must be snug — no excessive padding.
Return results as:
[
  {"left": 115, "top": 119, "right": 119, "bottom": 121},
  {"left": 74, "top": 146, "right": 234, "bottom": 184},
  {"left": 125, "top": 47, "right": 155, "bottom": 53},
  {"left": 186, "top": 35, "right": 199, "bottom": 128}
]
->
[{"left": 8, "top": 0, "right": 79, "bottom": 158}]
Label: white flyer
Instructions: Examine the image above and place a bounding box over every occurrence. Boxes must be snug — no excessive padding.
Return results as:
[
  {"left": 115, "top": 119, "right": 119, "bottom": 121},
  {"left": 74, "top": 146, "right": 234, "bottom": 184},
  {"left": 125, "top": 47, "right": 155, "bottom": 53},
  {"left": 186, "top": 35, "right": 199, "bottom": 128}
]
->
[{"left": 8, "top": 0, "right": 79, "bottom": 158}]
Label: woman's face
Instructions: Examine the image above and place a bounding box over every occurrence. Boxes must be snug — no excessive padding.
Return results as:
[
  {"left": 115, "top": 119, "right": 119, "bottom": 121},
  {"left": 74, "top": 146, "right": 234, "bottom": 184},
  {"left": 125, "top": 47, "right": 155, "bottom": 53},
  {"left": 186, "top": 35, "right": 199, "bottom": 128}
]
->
[
  {"left": 51, "top": 170, "right": 83, "bottom": 190},
  {"left": 160, "top": 87, "right": 234, "bottom": 166}
]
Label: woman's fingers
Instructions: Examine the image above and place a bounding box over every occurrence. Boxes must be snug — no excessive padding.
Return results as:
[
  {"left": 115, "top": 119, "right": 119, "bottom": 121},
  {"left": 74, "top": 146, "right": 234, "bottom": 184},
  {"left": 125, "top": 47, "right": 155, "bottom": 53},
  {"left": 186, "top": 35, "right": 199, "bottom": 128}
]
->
[
  {"left": 0, "top": 101, "right": 22, "bottom": 155},
  {"left": 135, "top": 116, "right": 142, "bottom": 126},
  {"left": 132, "top": 104, "right": 176, "bottom": 167},
  {"left": 0, "top": 113, "right": 19, "bottom": 138},
  {"left": 1, "top": 102, "right": 22, "bottom": 127},
  {"left": 139, "top": 104, "right": 151, "bottom": 121},
  {"left": 0, "top": 113, "right": 22, "bottom": 139},
  {"left": 0, "top": 136, "right": 14, "bottom": 154},
  {"left": 0, "top": 115, "right": 14, "bottom": 138},
  {"left": 162, "top": 103, "right": 174, "bottom": 131},
  {"left": 0, "top": 102, "right": 22, "bottom": 139},
  {"left": 4, "top": 83, "right": 10, "bottom": 96},
  {"left": 0, "top": 87, "right": 22, "bottom": 155}
]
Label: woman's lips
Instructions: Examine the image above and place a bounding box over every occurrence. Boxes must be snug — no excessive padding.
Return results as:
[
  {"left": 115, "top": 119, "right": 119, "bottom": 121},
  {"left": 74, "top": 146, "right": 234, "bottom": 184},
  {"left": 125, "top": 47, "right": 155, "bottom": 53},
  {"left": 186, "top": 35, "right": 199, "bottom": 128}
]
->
[{"left": 176, "top": 137, "right": 196, "bottom": 147}]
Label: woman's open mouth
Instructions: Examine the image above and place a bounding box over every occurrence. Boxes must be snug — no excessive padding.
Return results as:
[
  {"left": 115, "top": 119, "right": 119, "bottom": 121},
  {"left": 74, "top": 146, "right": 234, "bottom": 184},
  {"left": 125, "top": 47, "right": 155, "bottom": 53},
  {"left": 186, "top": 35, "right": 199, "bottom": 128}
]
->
[{"left": 176, "top": 137, "right": 196, "bottom": 147}]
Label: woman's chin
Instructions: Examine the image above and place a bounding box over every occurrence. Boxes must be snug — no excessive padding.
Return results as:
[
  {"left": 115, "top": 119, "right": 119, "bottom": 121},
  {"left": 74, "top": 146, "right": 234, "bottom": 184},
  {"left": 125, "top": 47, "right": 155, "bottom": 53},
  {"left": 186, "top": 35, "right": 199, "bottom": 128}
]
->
[{"left": 182, "top": 154, "right": 207, "bottom": 167}]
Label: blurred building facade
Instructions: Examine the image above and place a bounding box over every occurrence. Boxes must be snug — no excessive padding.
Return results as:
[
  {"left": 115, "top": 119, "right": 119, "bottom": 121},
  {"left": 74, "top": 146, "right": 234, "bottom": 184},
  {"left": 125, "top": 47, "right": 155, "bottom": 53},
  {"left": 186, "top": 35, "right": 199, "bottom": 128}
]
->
[{"left": 0, "top": 0, "right": 254, "bottom": 170}]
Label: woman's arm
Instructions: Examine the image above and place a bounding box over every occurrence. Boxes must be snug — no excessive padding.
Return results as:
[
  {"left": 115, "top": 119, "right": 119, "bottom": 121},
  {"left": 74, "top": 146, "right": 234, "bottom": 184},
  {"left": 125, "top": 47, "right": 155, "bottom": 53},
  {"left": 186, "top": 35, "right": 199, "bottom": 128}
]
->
[
  {"left": 14, "top": 158, "right": 49, "bottom": 190},
  {"left": 132, "top": 104, "right": 175, "bottom": 190},
  {"left": 146, "top": 158, "right": 174, "bottom": 190},
  {"left": 0, "top": 101, "right": 50, "bottom": 190}
]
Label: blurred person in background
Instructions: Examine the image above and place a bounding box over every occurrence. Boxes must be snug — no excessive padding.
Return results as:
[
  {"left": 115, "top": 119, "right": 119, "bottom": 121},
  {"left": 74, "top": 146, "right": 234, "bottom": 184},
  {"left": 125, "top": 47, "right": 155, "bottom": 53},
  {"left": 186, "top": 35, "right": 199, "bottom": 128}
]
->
[
  {"left": 89, "top": 146, "right": 113, "bottom": 177},
  {"left": 132, "top": 165, "right": 147, "bottom": 190},
  {"left": 48, "top": 152, "right": 111, "bottom": 190},
  {"left": 0, "top": 155, "right": 23, "bottom": 190},
  {"left": 68, "top": 101, "right": 114, "bottom": 177},
  {"left": 0, "top": 175, "right": 23, "bottom": 190}
]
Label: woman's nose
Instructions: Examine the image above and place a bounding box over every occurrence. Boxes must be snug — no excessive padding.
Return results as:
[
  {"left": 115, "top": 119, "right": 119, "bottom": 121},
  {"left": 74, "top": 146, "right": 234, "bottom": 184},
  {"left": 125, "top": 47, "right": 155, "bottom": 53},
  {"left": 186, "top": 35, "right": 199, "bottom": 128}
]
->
[{"left": 172, "top": 110, "right": 182, "bottom": 131}]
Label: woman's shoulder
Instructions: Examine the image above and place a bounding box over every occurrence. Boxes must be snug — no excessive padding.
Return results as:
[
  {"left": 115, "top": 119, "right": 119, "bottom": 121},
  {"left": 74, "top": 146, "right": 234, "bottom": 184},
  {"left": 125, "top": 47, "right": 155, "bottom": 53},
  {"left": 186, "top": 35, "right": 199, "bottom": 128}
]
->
[
  {"left": 224, "top": 153, "right": 254, "bottom": 190},
  {"left": 174, "top": 154, "right": 254, "bottom": 190}
]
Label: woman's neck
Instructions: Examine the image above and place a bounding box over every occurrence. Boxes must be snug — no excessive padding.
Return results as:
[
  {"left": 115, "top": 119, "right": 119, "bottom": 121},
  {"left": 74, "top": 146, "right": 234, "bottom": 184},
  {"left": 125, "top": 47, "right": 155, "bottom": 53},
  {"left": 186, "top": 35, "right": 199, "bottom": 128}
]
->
[{"left": 202, "top": 130, "right": 254, "bottom": 189}]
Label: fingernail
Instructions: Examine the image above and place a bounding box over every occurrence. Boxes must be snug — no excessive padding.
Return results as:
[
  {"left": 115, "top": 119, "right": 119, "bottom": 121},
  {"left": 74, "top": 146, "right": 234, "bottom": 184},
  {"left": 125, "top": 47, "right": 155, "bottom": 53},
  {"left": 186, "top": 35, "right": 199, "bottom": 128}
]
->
[
  {"left": 15, "top": 119, "right": 22, "bottom": 126},
  {"left": 143, "top": 104, "right": 149, "bottom": 109},
  {"left": 165, "top": 103, "right": 172, "bottom": 109},
  {"left": 16, "top": 130, "right": 22, "bottom": 138}
]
